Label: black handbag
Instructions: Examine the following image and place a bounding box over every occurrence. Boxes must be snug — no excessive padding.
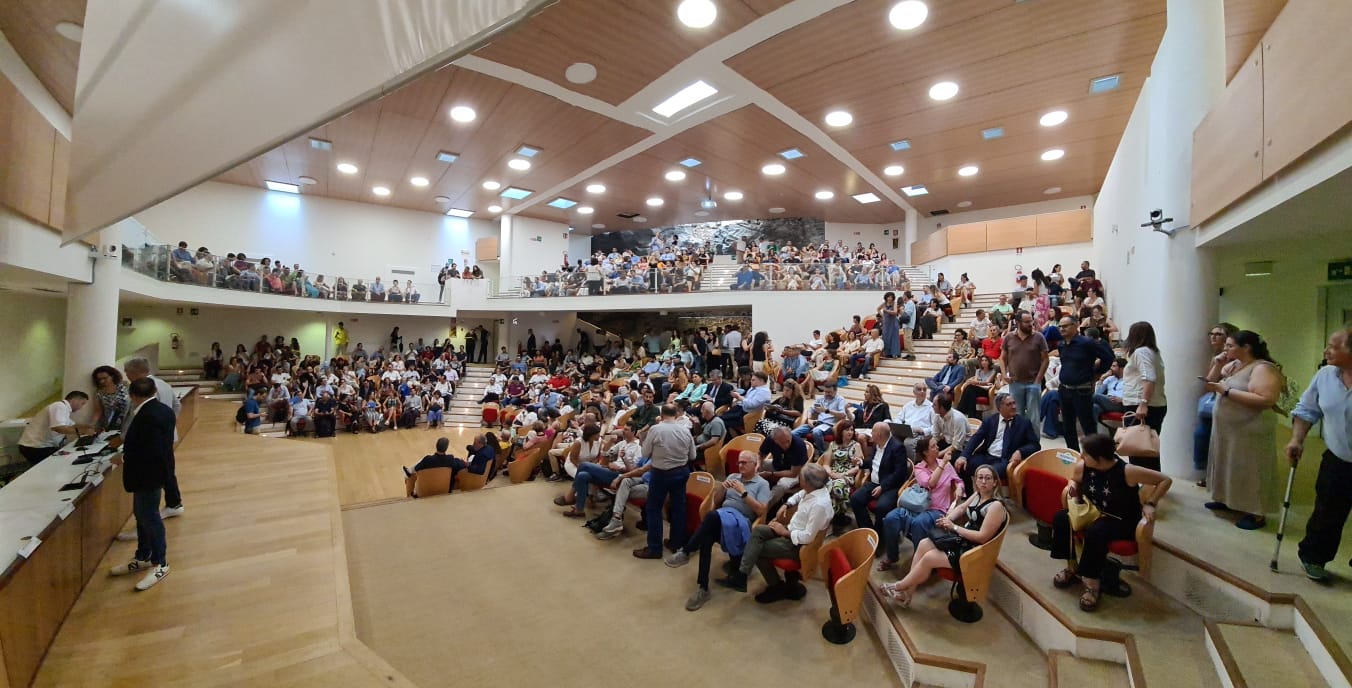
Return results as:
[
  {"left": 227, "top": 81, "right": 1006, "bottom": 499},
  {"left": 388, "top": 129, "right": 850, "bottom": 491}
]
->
[{"left": 929, "top": 526, "right": 966, "bottom": 554}]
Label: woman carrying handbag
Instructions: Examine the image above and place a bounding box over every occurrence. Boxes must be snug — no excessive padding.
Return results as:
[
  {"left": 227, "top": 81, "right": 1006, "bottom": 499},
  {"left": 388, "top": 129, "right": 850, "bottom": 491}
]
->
[{"left": 1119, "top": 322, "right": 1167, "bottom": 470}]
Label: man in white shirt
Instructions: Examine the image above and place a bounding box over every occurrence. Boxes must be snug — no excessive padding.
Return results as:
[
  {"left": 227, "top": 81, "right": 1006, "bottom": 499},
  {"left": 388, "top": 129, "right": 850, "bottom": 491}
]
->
[
  {"left": 793, "top": 385, "right": 847, "bottom": 452},
  {"left": 18, "top": 392, "right": 92, "bottom": 464},
  {"left": 719, "top": 463, "right": 833, "bottom": 602},
  {"left": 894, "top": 383, "right": 935, "bottom": 459},
  {"left": 124, "top": 357, "right": 183, "bottom": 518},
  {"left": 289, "top": 396, "right": 313, "bottom": 435},
  {"left": 929, "top": 394, "right": 969, "bottom": 453}
]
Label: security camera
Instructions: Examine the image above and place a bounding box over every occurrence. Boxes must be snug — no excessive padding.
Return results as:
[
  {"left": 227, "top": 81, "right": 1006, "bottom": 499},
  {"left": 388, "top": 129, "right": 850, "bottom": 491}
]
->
[{"left": 1141, "top": 208, "right": 1189, "bottom": 238}]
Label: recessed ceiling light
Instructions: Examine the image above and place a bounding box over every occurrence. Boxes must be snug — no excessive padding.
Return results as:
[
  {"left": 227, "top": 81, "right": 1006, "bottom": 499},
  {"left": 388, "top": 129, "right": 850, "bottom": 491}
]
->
[
  {"left": 890, "top": 139, "right": 912, "bottom": 151},
  {"left": 700, "top": 199, "right": 717, "bottom": 210},
  {"left": 883, "top": 165, "right": 905, "bottom": 177},
  {"left": 665, "top": 170, "right": 687, "bottom": 181},
  {"left": 500, "top": 187, "right": 533, "bottom": 200},
  {"left": 585, "top": 183, "right": 606, "bottom": 194},
  {"left": 54, "top": 21, "right": 83, "bottom": 42},
  {"left": 336, "top": 162, "right": 358, "bottom": 174},
  {"left": 1041, "top": 148, "right": 1065, "bottom": 161},
  {"left": 762, "top": 163, "right": 786, "bottom": 176},
  {"left": 677, "top": 0, "right": 717, "bottom": 28},
  {"left": 487, "top": 205, "right": 503, "bottom": 213},
  {"left": 693, "top": 210, "right": 710, "bottom": 217},
  {"left": 765, "top": 207, "right": 784, "bottom": 214},
  {"left": 653, "top": 80, "right": 718, "bottom": 118},
  {"left": 928, "top": 81, "right": 959, "bottom": 101},
  {"left": 824, "top": 110, "right": 853, "bottom": 127},
  {"left": 410, "top": 176, "right": 430, "bottom": 187},
  {"left": 1040, "top": 111, "right": 1068, "bottom": 128},
  {"left": 308, "top": 138, "right": 332, "bottom": 151},
  {"left": 724, "top": 191, "right": 743, "bottom": 201},
  {"left": 508, "top": 158, "right": 531, "bottom": 171},
  {"left": 548, "top": 198, "right": 578, "bottom": 209},
  {"left": 372, "top": 186, "right": 391, "bottom": 197},
  {"left": 436, "top": 151, "right": 459, "bottom": 163},
  {"left": 449, "top": 106, "right": 476, "bottom": 123},
  {"left": 852, "top": 193, "right": 881, "bottom": 204},
  {"left": 646, "top": 197, "right": 664, "bottom": 207},
  {"left": 297, "top": 176, "right": 317, "bottom": 185},
  {"left": 1044, "top": 186, "right": 1063, "bottom": 195},
  {"left": 264, "top": 180, "right": 300, "bottom": 194},
  {"left": 565, "top": 63, "right": 597, "bottom": 84},
  {"left": 888, "top": 1, "right": 929, "bottom": 30},
  {"left": 1089, "top": 74, "right": 1121, "bottom": 94},
  {"left": 446, "top": 208, "right": 474, "bottom": 218},
  {"left": 815, "top": 190, "right": 835, "bottom": 200},
  {"left": 516, "top": 145, "right": 541, "bottom": 158},
  {"left": 577, "top": 206, "right": 594, "bottom": 215},
  {"left": 958, "top": 165, "right": 979, "bottom": 177},
  {"left": 592, "top": 223, "right": 606, "bottom": 229},
  {"left": 678, "top": 157, "right": 703, "bottom": 168},
  {"left": 482, "top": 180, "right": 502, "bottom": 190},
  {"left": 632, "top": 216, "right": 648, "bottom": 223},
  {"left": 957, "top": 201, "right": 973, "bottom": 208},
  {"left": 981, "top": 127, "right": 1004, "bottom": 140},
  {"left": 779, "top": 148, "right": 805, "bottom": 160},
  {"left": 434, "top": 195, "right": 451, "bottom": 203},
  {"left": 901, "top": 185, "right": 928, "bottom": 196}
]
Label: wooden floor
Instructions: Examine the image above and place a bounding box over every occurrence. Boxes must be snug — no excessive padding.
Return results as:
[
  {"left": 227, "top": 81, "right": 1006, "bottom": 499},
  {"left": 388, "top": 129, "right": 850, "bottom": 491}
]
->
[
  {"left": 316, "top": 424, "right": 484, "bottom": 507},
  {"left": 34, "top": 400, "right": 417, "bottom": 688}
]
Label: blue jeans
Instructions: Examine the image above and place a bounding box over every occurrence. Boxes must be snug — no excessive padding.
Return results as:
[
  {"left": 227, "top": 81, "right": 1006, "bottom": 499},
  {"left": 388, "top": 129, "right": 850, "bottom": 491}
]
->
[
  {"left": 134, "top": 487, "right": 167, "bottom": 566},
  {"left": 1193, "top": 415, "right": 1212, "bottom": 472},
  {"left": 573, "top": 463, "right": 620, "bottom": 505},
  {"left": 881, "top": 508, "right": 942, "bottom": 561},
  {"left": 1040, "top": 391, "right": 1061, "bottom": 438},
  {"left": 1008, "top": 381, "right": 1041, "bottom": 429},
  {"left": 792, "top": 423, "right": 831, "bottom": 453},
  {"left": 645, "top": 467, "right": 690, "bottom": 554}
]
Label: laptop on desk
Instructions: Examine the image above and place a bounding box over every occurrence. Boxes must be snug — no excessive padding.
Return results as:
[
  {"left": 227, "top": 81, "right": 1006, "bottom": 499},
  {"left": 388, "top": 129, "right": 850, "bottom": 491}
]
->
[{"left": 73, "top": 434, "right": 96, "bottom": 449}]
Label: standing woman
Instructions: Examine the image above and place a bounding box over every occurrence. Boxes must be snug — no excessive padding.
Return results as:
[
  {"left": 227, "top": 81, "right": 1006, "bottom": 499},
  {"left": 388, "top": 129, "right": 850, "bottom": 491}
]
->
[
  {"left": 203, "top": 342, "right": 224, "bottom": 380},
  {"left": 1121, "top": 322, "right": 1167, "bottom": 471},
  {"left": 878, "top": 291, "right": 902, "bottom": 359},
  {"left": 748, "top": 331, "right": 770, "bottom": 375},
  {"left": 91, "top": 365, "right": 131, "bottom": 432},
  {"left": 1206, "top": 330, "right": 1285, "bottom": 529}
]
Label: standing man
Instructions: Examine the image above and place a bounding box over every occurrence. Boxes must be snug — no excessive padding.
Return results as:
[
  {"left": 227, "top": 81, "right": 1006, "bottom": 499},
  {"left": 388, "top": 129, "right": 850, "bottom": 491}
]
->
[
  {"left": 17, "top": 392, "right": 92, "bottom": 464},
  {"left": 627, "top": 404, "right": 695, "bottom": 559},
  {"left": 1288, "top": 327, "right": 1352, "bottom": 582},
  {"left": 1001, "top": 311, "right": 1050, "bottom": 429},
  {"left": 1055, "top": 318, "right": 1114, "bottom": 451},
  {"left": 901, "top": 291, "right": 918, "bottom": 361},
  {"left": 124, "top": 357, "right": 184, "bottom": 519},
  {"left": 333, "top": 321, "right": 349, "bottom": 358},
  {"left": 526, "top": 328, "right": 538, "bottom": 357},
  {"left": 477, "top": 325, "right": 491, "bottom": 364},
  {"left": 464, "top": 328, "right": 477, "bottom": 364},
  {"left": 109, "top": 377, "right": 175, "bottom": 590}
]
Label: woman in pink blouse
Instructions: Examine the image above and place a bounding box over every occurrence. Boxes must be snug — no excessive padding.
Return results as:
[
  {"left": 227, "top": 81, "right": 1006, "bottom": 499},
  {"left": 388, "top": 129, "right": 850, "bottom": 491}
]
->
[{"left": 877, "top": 436, "right": 964, "bottom": 569}]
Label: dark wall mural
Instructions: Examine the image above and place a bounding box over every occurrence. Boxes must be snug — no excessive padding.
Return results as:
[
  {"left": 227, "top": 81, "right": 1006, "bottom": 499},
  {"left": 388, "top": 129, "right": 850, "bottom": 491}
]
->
[{"left": 590, "top": 217, "right": 826, "bottom": 255}]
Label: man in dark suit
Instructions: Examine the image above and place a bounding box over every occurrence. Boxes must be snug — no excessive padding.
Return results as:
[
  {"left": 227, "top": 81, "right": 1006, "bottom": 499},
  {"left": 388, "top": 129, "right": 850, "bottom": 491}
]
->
[
  {"left": 957, "top": 393, "right": 1041, "bottom": 493},
  {"left": 849, "top": 422, "right": 912, "bottom": 532},
  {"left": 703, "top": 369, "right": 735, "bottom": 410},
  {"left": 110, "top": 377, "right": 175, "bottom": 591}
]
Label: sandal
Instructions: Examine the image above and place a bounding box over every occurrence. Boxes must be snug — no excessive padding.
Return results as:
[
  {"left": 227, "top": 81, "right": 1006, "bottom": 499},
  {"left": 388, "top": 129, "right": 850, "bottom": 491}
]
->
[
  {"left": 1053, "top": 569, "right": 1080, "bottom": 589},
  {"left": 552, "top": 495, "right": 573, "bottom": 507},
  {"left": 883, "top": 585, "right": 912, "bottom": 608},
  {"left": 1079, "top": 586, "right": 1101, "bottom": 612}
]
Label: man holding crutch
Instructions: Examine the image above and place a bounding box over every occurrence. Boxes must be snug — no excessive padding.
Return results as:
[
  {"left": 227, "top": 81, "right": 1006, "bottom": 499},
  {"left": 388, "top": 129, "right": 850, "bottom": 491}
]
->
[{"left": 1286, "top": 325, "right": 1352, "bottom": 582}]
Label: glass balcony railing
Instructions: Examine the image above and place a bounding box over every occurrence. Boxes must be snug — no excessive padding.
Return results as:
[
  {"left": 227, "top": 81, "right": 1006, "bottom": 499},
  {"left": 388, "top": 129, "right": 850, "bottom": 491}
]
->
[
  {"left": 490, "top": 261, "right": 920, "bottom": 298},
  {"left": 121, "top": 244, "right": 449, "bottom": 305}
]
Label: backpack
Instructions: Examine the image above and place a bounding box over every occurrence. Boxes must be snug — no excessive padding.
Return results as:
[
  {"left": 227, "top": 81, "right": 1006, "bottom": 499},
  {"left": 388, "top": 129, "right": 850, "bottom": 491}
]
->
[{"left": 235, "top": 405, "right": 248, "bottom": 424}]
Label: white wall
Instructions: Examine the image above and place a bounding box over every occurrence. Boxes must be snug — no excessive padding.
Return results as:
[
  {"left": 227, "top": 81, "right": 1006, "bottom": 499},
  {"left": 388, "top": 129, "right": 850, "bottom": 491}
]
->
[
  {"left": 0, "top": 292, "right": 67, "bottom": 418},
  {"left": 134, "top": 182, "right": 498, "bottom": 290},
  {"left": 502, "top": 215, "right": 570, "bottom": 278},
  {"left": 825, "top": 222, "right": 895, "bottom": 255},
  {"left": 920, "top": 243, "right": 1095, "bottom": 297},
  {"left": 0, "top": 208, "right": 94, "bottom": 283}
]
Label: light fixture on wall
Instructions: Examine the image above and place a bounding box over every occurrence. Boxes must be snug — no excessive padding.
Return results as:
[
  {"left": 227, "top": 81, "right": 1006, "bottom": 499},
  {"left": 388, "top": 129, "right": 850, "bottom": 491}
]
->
[{"left": 1243, "top": 261, "right": 1273, "bottom": 277}]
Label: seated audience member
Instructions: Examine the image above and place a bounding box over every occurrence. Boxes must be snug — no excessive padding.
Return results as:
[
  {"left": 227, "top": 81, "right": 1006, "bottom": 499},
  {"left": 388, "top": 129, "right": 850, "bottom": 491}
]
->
[
  {"left": 287, "top": 394, "right": 313, "bottom": 435},
  {"left": 241, "top": 388, "right": 267, "bottom": 434},
  {"left": 848, "top": 329, "right": 884, "bottom": 379},
  {"left": 762, "top": 379, "right": 805, "bottom": 429},
  {"left": 849, "top": 422, "right": 911, "bottom": 531},
  {"left": 719, "top": 371, "right": 772, "bottom": 434},
  {"left": 170, "top": 241, "right": 195, "bottom": 282},
  {"left": 425, "top": 393, "right": 444, "bottom": 428},
  {"left": 351, "top": 279, "right": 368, "bottom": 301},
  {"left": 693, "top": 402, "right": 726, "bottom": 456},
  {"left": 401, "top": 390, "right": 423, "bottom": 428},
  {"left": 553, "top": 424, "right": 605, "bottom": 509},
  {"left": 717, "top": 463, "right": 832, "bottom": 602},
  {"left": 565, "top": 426, "right": 643, "bottom": 519},
  {"left": 1093, "top": 358, "right": 1128, "bottom": 420},
  {"left": 849, "top": 384, "right": 891, "bottom": 430},
  {"left": 957, "top": 393, "right": 1041, "bottom": 492},
  {"left": 387, "top": 281, "right": 403, "bottom": 303},
  {"left": 823, "top": 421, "right": 865, "bottom": 521},
  {"left": 928, "top": 394, "right": 970, "bottom": 452},
  {"left": 793, "top": 384, "right": 847, "bottom": 453},
  {"left": 1050, "top": 434, "right": 1171, "bottom": 611},
  {"left": 881, "top": 464, "right": 1008, "bottom": 608},
  {"left": 894, "top": 383, "right": 935, "bottom": 458},
  {"left": 760, "top": 426, "right": 809, "bottom": 506},
  {"left": 369, "top": 277, "right": 387, "bottom": 301},
  {"left": 878, "top": 437, "right": 964, "bottom": 569},
  {"left": 18, "top": 392, "right": 93, "bottom": 464},
  {"left": 405, "top": 280, "right": 420, "bottom": 303},
  {"left": 956, "top": 355, "right": 1003, "bottom": 417},
  {"left": 990, "top": 294, "right": 1014, "bottom": 329},
  {"left": 464, "top": 433, "right": 497, "bottom": 475},
  {"left": 665, "top": 450, "right": 772, "bottom": 611},
  {"left": 313, "top": 390, "right": 337, "bottom": 437},
  {"left": 969, "top": 309, "right": 994, "bottom": 344},
  {"left": 925, "top": 352, "right": 967, "bottom": 400},
  {"left": 402, "top": 437, "right": 467, "bottom": 497}
]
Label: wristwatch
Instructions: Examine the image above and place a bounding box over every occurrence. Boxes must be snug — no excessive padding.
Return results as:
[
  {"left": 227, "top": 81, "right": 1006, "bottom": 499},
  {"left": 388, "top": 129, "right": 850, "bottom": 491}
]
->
[{"left": 1222, "top": 388, "right": 1231, "bottom": 398}]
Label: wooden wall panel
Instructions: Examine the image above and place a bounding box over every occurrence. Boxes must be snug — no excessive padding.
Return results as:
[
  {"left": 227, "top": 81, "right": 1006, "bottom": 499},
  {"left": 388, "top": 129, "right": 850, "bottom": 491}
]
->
[
  {"left": 476, "top": 237, "right": 499, "bottom": 262},
  {"left": 48, "top": 135, "right": 69, "bottom": 230},
  {"left": 1035, "top": 209, "right": 1092, "bottom": 246},
  {"left": 1191, "top": 46, "right": 1265, "bottom": 225},
  {"left": 0, "top": 74, "right": 58, "bottom": 227},
  {"left": 985, "top": 216, "right": 1037, "bottom": 251},
  {"left": 0, "top": 515, "right": 83, "bottom": 688},
  {"left": 910, "top": 228, "right": 948, "bottom": 265},
  {"left": 79, "top": 472, "right": 133, "bottom": 585},
  {"left": 946, "top": 222, "right": 988, "bottom": 255},
  {"left": 1261, "top": 0, "right": 1352, "bottom": 178}
]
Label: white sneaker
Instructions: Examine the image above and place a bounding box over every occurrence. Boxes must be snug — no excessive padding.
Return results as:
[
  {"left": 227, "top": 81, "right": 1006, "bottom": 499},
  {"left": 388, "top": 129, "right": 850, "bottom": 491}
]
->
[
  {"left": 602, "top": 517, "right": 624, "bottom": 535},
  {"left": 160, "top": 505, "right": 185, "bottom": 519},
  {"left": 135, "top": 564, "right": 170, "bottom": 591},
  {"left": 111, "top": 559, "right": 153, "bottom": 576},
  {"left": 115, "top": 530, "right": 137, "bottom": 542}
]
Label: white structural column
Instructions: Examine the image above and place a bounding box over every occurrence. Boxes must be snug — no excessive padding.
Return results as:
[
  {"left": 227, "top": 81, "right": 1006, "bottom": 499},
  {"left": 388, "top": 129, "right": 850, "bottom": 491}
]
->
[
  {"left": 63, "top": 235, "right": 119, "bottom": 397},
  {"left": 1094, "top": 0, "right": 1227, "bottom": 475},
  {"left": 903, "top": 208, "right": 919, "bottom": 266}
]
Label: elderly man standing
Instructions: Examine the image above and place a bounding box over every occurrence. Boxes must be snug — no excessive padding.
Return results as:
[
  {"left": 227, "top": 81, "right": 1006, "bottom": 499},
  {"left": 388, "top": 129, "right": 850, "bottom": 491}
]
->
[
  {"left": 666, "top": 450, "right": 771, "bottom": 611},
  {"left": 109, "top": 378, "right": 176, "bottom": 590},
  {"left": 124, "top": 357, "right": 184, "bottom": 519},
  {"left": 1055, "top": 317, "right": 1114, "bottom": 451},
  {"left": 718, "top": 463, "right": 833, "bottom": 602},
  {"left": 1288, "top": 327, "right": 1352, "bottom": 582},
  {"left": 626, "top": 404, "right": 696, "bottom": 559}
]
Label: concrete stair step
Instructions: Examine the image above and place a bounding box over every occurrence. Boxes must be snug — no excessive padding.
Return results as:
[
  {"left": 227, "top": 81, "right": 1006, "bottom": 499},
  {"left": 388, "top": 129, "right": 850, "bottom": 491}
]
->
[
  {"left": 1049, "top": 652, "right": 1130, "bottom": 688},
  {"left": 1210, "top": 623, "right": 1329, "bottom": 688}
]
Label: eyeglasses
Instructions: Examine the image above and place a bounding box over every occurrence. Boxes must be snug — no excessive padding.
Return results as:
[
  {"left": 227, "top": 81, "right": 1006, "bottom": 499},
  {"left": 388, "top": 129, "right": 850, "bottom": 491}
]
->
[{"left": 1208, "top": 331, "right": 1225, "bottom": 337}]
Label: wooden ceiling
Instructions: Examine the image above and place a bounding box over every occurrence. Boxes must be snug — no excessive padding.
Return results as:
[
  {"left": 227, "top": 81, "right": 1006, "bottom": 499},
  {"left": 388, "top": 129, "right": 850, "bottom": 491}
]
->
[
  {"left": 1223, "top": 0, "right": 1286, "bottom": 82},
  {"left": 0, "top": 0, "right": 87, "bottom": 113}
]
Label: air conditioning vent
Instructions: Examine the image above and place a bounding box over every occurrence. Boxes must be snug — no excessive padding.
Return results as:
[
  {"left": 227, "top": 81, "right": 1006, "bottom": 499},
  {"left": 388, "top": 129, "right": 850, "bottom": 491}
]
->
[{"left": 929, "top": 209, "right": 949, "bottom": 216}]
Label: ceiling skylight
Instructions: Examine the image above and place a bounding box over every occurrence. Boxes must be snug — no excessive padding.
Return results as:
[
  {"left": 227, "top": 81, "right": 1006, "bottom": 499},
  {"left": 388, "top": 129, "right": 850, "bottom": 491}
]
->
[
  {"left": 779, "top": 148, "right": 805, "bottom": 160},
  {"left": 1089, "top": 74, "right": 1121, "bottom": 93},
  {"left": 890, "top": 139, "right": 911, "bottom": 151},
  {"left": 436, "top": 151, "right": 459, "bottom": 163},
  {"left": 901, "top": 185, "right": 928, "bottom": 196},
  {"left": 548, "top": 198, "right": 578, "bottom": 209},
  {"left": 852, "top": 192, "right": 881, "bottom": 204},
  {"left": 446, "top": 208, "right": 474, "bottom": 218},
  {"left": 981, "top": 127, "right": 1004, "bottom": 140},
  {"left": 516, "top": 145, "right": 541, "bottom": 157},
  {"left": 678, "top": 157, "right": 703, "bottom": 168},
  {"left": 500, "top": 187, "right": 533, "bottom": 200},
  {"left": 652, "top": 80, "right": 718, "bottom": 118}
]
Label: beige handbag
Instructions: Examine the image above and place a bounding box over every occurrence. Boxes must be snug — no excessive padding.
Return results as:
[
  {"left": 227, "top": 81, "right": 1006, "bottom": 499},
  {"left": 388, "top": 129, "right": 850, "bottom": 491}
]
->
[{"left": 1114, "top": 412, "right": 1160, "bottom": 457}]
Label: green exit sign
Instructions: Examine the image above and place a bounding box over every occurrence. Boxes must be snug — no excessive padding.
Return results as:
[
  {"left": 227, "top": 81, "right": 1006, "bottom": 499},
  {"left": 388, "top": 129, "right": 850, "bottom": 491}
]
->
[{"left": 1330, "top": 259, "right": 1352, "bottom": 282}]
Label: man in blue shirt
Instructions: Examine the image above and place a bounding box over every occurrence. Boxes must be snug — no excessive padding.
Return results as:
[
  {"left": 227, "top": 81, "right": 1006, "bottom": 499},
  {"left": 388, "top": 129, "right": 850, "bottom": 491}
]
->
[
  {"left": 780, "top": 347, "right": 810, "bottom": 385},
  {"left": 719, "top": 371, "right": 772, "bottom": 434},
  {"left": 901, "top": 292, "right": 918, "bottom": 361},
  {"left": 1056, "top": 317, "right": 1115, "bottom": 451},
  {"left": 242, "top": 389, "right": 265, "bottom": 434},
  {"left": 1287, "top": 328, "right": 1352, "bottom": 582},
  {"left": 1093, "top": 358, "right": 1128, "bottom": 419}
]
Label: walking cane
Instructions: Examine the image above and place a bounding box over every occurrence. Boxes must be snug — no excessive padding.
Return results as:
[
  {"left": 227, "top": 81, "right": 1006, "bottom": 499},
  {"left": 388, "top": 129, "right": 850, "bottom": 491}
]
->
[{"left": 1270, "top": 466, "right": 1297, "bottom": 572}]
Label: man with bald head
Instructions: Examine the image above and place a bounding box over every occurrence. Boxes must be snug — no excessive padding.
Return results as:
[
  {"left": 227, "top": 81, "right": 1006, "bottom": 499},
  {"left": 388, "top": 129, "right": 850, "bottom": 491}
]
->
[
  {"left": 693, "top": 402, "right": 726, "bottom": 458},
  {"left": 848, "top": 422, "right": 910, "bottom": 532},
  {"left": 759, "top": 425, "right": 809, "bottom": 506},
  {"left": 666, "top": 450, "right": 770, "bottom": 610}
]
